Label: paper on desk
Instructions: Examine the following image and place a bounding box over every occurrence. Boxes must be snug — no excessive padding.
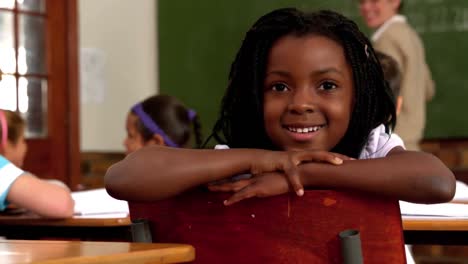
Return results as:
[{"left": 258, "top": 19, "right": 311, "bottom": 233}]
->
[
  {"left": 451, "top": 180, "right": 468, "bottom": 202},
  {"left": 72, "top": 188, "right": 129, "bottom": 216},
  {"left": 399, "top": 201, "right": 468, "bottom": 217}
]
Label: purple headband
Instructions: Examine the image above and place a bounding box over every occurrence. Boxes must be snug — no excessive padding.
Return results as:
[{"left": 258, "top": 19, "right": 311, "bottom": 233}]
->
[
  {"left": 187, "top": 109, "right": 197, "bottom": 121},
  {"left": 131, "top": 103, "right": 197, "bottom": 148}
]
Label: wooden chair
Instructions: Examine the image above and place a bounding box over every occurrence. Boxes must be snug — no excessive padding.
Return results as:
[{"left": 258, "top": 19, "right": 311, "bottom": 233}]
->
[{"left": 129, "top": 189, "right": 406, "bottom": 263}]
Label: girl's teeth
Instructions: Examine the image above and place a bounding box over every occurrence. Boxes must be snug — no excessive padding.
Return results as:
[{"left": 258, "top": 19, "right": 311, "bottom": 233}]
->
[{"left": 288, "top": 126, "right": 322, "bottom": 133}]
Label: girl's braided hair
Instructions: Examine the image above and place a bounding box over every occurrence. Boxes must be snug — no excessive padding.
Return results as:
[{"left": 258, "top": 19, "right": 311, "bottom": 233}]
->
[{"left": 209, "top": 8, "right": 396, "bottom": 158}]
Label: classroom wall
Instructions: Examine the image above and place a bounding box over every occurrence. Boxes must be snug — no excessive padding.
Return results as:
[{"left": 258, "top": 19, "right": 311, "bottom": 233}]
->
[{"left": 79, "top": 0, "right": 158, "bottom": 151}]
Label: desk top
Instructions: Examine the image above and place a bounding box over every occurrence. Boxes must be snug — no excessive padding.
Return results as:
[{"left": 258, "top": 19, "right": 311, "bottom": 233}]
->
[
  {"left": 403, "top": 216, "right": 468, "bottom": 231},
  {"left": 0, "top": 240, "right": 195, "bottom": 264},
  {"left": 0, "top": 212, "right": 131, "bottom": 227}
]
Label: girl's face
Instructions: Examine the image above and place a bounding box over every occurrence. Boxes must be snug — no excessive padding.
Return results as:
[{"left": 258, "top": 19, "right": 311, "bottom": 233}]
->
[
  {"left": 263, "top": 34, "right": 354, "bottom": 151},
  {"left": 3, "top": 133, "right": 27, "bottom": 167},
  {"left": 359, "top": 0, "right": 400, "bottom": 29},
  {"left": 123, "top": 113, "right": 146, "bottom": 155}
]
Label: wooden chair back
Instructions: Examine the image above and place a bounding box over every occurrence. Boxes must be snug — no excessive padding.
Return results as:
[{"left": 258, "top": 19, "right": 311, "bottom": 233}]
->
[{"left": 129, "top": 189, "right": 406, "bottom": 263}]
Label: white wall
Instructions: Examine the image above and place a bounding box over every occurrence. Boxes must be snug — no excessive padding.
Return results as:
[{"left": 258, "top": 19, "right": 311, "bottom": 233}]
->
[{"left": 79, "top": 0, "right": 158, "bottom": 151}]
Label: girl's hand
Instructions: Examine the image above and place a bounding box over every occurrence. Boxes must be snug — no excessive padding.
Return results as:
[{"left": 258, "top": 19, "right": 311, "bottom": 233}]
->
[
  {"left": 251, "top": 150, "right": 351, "bottom": 197},
  {"left": 223, "top": 172, "right": 288, "bottom": 205}
]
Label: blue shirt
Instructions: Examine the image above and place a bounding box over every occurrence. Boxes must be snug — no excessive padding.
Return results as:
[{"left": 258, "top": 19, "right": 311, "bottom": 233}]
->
[{"left": 0, "top": 155, "right": 25, "bottom": 210}]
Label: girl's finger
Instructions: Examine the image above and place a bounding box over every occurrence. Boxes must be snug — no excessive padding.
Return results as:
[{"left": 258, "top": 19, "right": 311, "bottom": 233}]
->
[
  {"left": 332, "top": 153, "right": 355, "bottom": 161},
  {"left": 208, "top": 184, "right": 233, "bottom": 192},
  {"left": 224, "top": 186, "right": 257, "bottom": 205},
  {"left": 293, "top": 151, "right": 343, "bottom": 165},
  {"left": 208, "top": 179, "right": 251, "bottom": 192},
  {"left": 283, "top": 166, "right": 304, "bottom": 196}
]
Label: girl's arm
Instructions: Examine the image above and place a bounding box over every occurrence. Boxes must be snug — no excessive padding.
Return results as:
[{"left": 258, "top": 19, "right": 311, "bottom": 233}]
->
[
  {"left": 298, "top": 147, "right": 455, "bottom": 203},
  {"left": 223, "top": 147, "right": 455, "bottom": 205},
  {"left": 105, "top": 145, "right": 345, "bottom": 201},
  {"left": 8, "top": 174, "right": 75, "bottom": 218},
  {"left": 105, "top": 146, "right": 261, "bottom": 201}
]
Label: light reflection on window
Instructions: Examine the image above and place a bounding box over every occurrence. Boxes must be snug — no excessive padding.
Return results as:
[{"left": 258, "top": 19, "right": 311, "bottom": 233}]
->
[
  {"left": 18, "top": 77, "right": 28, "bottom": 113},
  {"left": 18, "top": 47, "right": 27, "bottom": 74},
  {"left": 0, "top": 47, "right": 15, "bottom": 73},
  {"left": 0, "top": 46, "right": 30, "bottom": 113},
  {"left": 0, "top": 0, "right": 15, "bottom": 9},
  {"left": 0, "top": 75, "right": 16, "bottom": 111}
]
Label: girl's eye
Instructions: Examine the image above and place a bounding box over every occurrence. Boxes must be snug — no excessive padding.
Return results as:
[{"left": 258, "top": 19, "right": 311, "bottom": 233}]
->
[
  {"left": 319, "top": 81, "right": 337, "bottom": 91},
  {"left": 271, "top": 83, "right": 289, "bottom": 92}
]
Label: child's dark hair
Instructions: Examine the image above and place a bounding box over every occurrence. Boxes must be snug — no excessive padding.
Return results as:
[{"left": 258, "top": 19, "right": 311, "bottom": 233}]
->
[
  {"left": 0, "top": 110, "right": 25, "bottom": 146},
  {"left": 133, "top": 95, "right": 203, "bottom": 148},
  {"left": 375, "top": 51, "right": 401, "bottom": 100},
  {"left": 210, "top": 8, "right": 396, "bottom": 158}
]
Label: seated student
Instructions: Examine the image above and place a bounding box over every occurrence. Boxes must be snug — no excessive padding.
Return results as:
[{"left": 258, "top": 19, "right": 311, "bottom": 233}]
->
[
  {"left": 124, "top": 94, "right": 202, "bottom": 154},
  {"left": 105, "top": 9, "right": 454, "bottom": 207},
  {"left": 0, "top": 109, "right": 74, "bottom": 218},
  {"left": 376, "top": 50, "right": 415, "bottom": 264},
  {"left": 376, "top": 51, "right": 403, "bottom": 115}
]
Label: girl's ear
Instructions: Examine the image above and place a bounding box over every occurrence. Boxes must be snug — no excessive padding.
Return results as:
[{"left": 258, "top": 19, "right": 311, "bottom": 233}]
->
[{"left": 148, "top": 134, "right": 166, "bottom": 146}]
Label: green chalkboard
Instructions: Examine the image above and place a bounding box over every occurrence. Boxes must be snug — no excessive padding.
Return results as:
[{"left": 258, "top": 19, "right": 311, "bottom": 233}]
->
[{"left": 159, "top": 0, "right": 468, "bottom": 141}]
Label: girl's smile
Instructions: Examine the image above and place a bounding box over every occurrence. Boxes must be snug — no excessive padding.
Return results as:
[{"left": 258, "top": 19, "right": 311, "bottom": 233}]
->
[
  {"left": 263, "top": 34, "right": 354, "bottom": 151},
  {"left": 283, "top": 124, "right": 326, "bottom": 142}
]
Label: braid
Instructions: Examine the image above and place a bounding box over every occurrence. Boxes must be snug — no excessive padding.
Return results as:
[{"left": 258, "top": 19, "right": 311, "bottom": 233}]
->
[
  {"left": 321, "top": 11, "right": 396, "bottom": 157},
  {"left": 210, "top": 8, "right": 396, "bottom": 157}
]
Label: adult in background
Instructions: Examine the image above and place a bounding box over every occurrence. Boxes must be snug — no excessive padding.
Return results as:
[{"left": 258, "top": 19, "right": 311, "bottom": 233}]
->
[{"left": 359, "top": 0, "right": 435, "bottom": 150}]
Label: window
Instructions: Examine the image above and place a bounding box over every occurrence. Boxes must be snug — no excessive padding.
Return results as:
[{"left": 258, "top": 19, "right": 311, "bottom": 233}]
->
[
  {"left": 0, "top": 0, "right": 79, "bottom": 188},
  {"left": 0, "top": 0, "right": 47, "bottom": 137}
]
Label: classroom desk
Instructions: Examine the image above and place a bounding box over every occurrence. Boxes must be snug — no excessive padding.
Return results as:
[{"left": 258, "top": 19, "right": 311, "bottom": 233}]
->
[
  {"left": 3, "top": 210, "right": 468, "bottom": 246},
  {"left": 0, "top": 212, "right": 132, "bottom": 241},
  {"left": 0, "top": 240, "right": 195, "bottom": 264},
  {"left": 403, "top": 216, "right": 468, "bottom": 245}
]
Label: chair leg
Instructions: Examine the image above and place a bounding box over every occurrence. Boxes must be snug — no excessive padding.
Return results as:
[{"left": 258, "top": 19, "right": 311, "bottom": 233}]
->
[
  {"left": 131, "top": 218, "right": 153, "bottom": 243},
  {"left": 339, "top": 229, "right": 363, "bottom": 264}
]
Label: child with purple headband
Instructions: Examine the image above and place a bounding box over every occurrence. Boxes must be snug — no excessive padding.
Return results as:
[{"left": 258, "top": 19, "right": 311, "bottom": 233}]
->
[{"left": 124, "top": 94, "right": 203, "bottom": 155}]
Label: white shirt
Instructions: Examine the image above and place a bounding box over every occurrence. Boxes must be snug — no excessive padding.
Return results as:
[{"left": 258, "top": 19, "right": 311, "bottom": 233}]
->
[{"left": 359, "top": 124, "right": 405, "bottom": 159}]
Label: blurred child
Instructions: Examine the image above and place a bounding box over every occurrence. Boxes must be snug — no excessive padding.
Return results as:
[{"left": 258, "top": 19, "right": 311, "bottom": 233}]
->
[
  {"left": 0, "top": 109, "right": 74, "bottom": 218},
  {"left": 359, "top": 0, "right": 434, "bottom": 151},
  {"left": 376, "top": 51, "right": 403, "bottom": 115},
  {"left": 124, "top": 94, "right": 202, "bottom": 155},
  {"left": 376, "top": 50, "right": 415, "bottom": 264}
]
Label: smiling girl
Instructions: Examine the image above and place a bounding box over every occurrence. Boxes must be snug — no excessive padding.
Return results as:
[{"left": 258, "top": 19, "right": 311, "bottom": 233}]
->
[{"left": 105, "top": 8, "right": 454, "bottom": 206}]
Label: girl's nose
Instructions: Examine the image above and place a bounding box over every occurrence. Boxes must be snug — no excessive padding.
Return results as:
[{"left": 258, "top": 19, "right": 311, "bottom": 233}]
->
[{"left": 287, "top": 88, "right": 315, "bottom": 115}]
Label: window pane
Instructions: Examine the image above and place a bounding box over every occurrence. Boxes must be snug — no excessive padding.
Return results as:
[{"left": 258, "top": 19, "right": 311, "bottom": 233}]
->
[
  {"left": 0, "top": 0, "right": 15, "bottom": 10},
  {"left": 17, "top": 0, "right": 45, "bottom": 13},
  {"left": 20, "top": 77, "right": 47, "bottom": 138},
  {"left": 0, "top": 11, "right": 15, "bottom": 74},
  {"left": 0, "top": 75, "right": 16, "bottom": 111},
  {"left": 19, "top": 14, "right": 45, "bottom": 74}
]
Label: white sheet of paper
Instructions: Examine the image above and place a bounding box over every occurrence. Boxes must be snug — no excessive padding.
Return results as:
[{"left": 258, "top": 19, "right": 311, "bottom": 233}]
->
[
  {"left": 72, "top": 213, "right": 129, "bottom": 219},
  {"left": 72, "top": 188, "right": 129, "bottom": 216},
  {"left": 399, "top": 200, "right": 468, "bottom": 217},
  {"left": 451, "top": 180, "right": 468, "bottom": 202}
]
